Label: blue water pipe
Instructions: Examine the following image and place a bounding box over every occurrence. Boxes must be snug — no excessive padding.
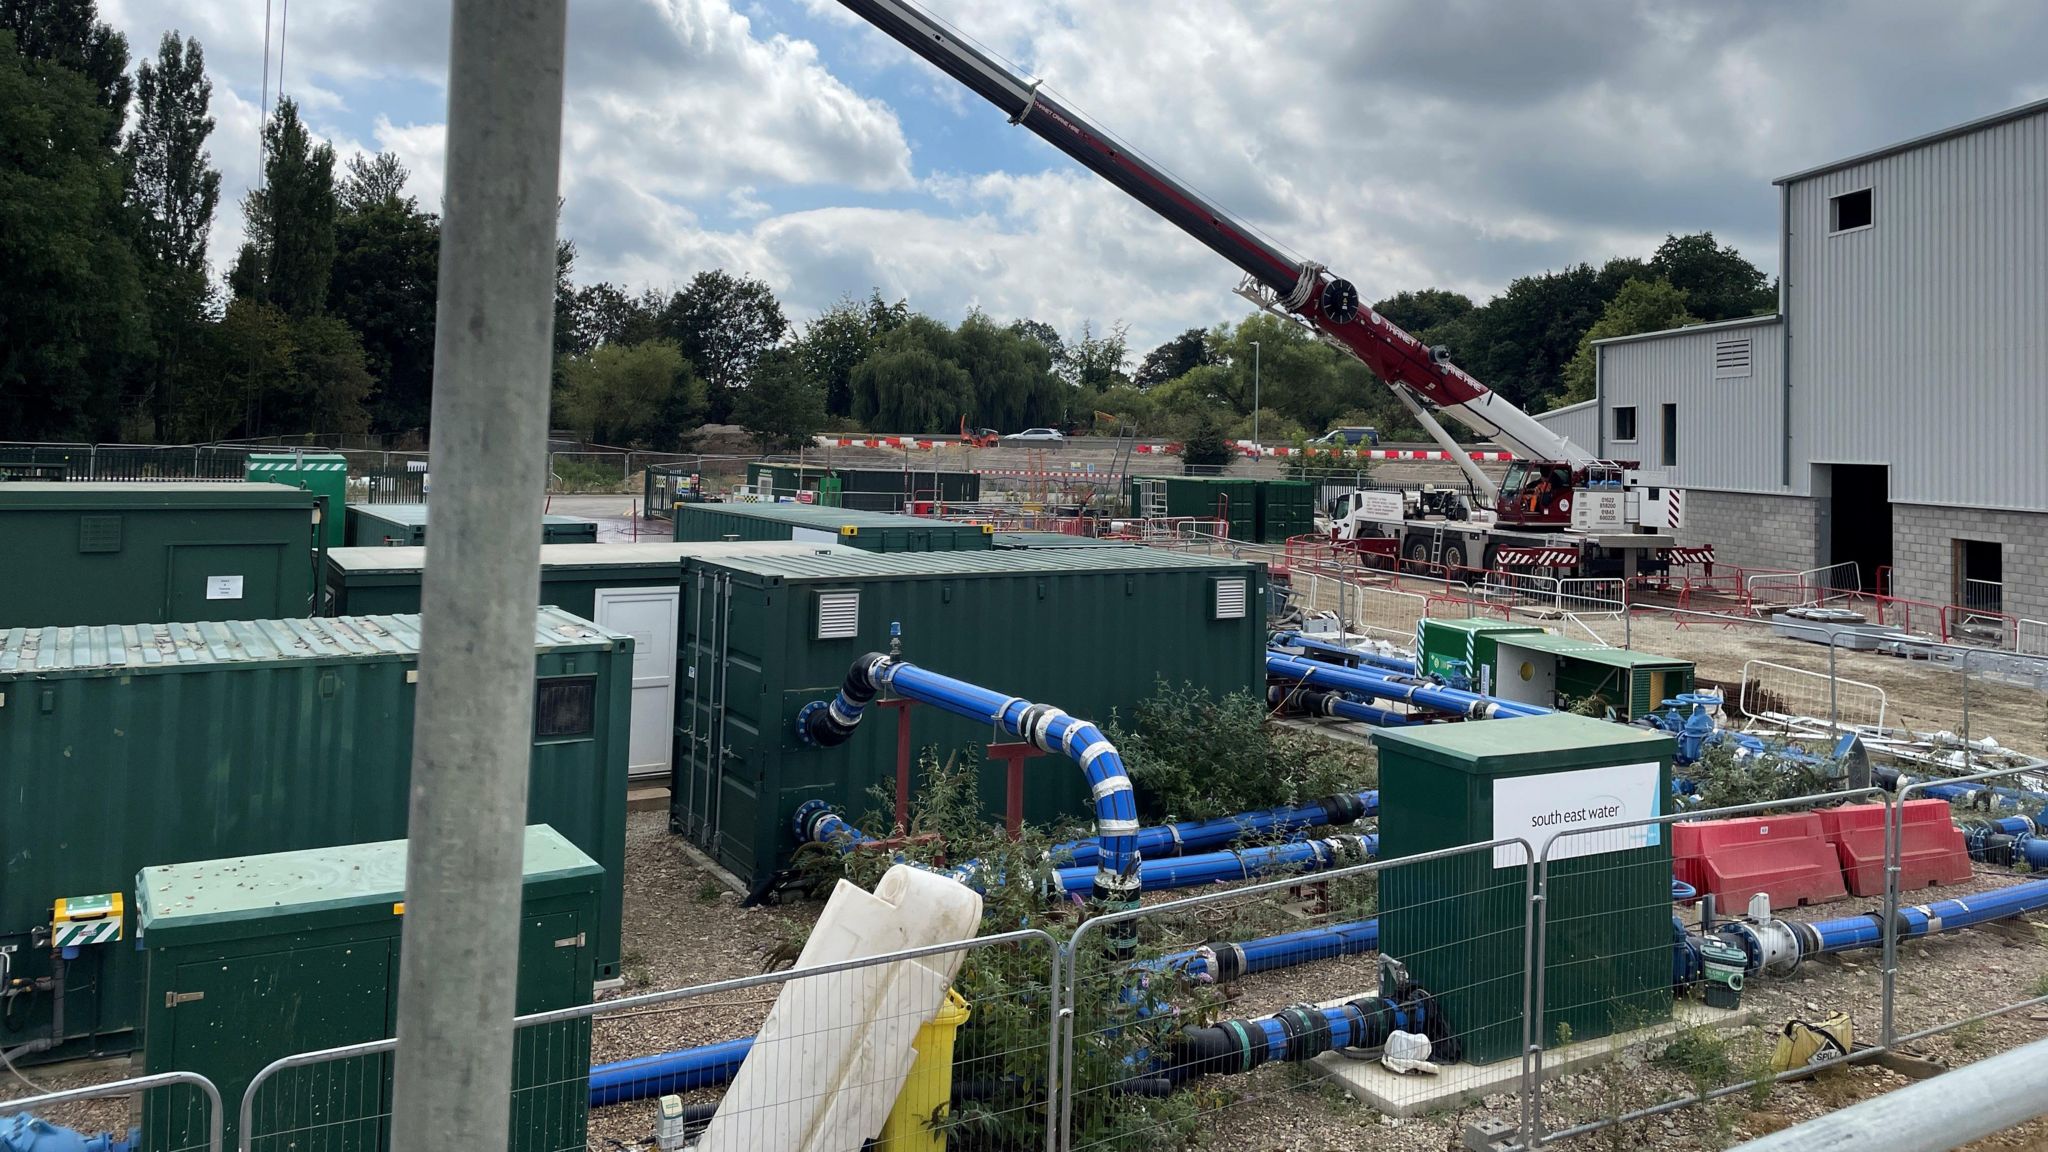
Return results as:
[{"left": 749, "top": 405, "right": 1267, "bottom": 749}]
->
[
  {"left": 1055, "top": 791, "right": 1379, "bottom": 869},
  {"left": 1053, "top": 835, "right": 1379, "bottom": 895},
  {"left": 1265, "top": 651, "right": 1549, "bottom": 720},
  {"left": 1269, "top": 683, "right": 1416, "bottom": 727},
  {"left": 1711, "top": 877, "right": 2048, "bottom": 977},
  {"left": 1269, "top": 631, "right": 1419, "bottom": 676},
  {"left": 796, "top": 654, "right": 1143, "bottom": 916},
  {"left": 1960, "top": 817, "right": 2048, "bottom": 870},
  {"left": 1145, "top": 920, "right": 1381, "bottom": 983}
]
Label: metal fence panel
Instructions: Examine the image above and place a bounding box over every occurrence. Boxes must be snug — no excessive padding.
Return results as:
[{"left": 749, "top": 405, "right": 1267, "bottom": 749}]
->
[
  {"left": 1738, "top": 659, "right": 1889, "bottom": 734},
  {"left": 1, "top": 1072, "right": 224, "bottom": 1152},
  {"left": 237, "top": 931, "right": 1059, "bottom": 1152},
  {"left": 1059, "top": 839, "right": 1535, "bottom": 1151}
]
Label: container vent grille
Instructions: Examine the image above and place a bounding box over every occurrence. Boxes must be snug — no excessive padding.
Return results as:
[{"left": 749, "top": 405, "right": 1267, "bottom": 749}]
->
[
  {"left": 816, "top": 590, "right": 860, "bottom": 639},
  {"left": 1713, "top": 337, "right": 1752, "bottom": 379},
  {"left": 77, "top": 515, "right": 122, "bottom": 554},
  {"left": 1214, "top": 578, "right": 1248, "bottom": 620}
]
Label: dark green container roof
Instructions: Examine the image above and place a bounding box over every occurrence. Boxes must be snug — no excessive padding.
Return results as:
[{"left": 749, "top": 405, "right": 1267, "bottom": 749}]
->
[
  {"left": 991, "top": 532, "right": 1132, "bottom": 548},
  {"left": 0, "top": 606, "right": 619, "bottom": 676},
  {"left": 1371, "top": 712, "right": 1672, "bottom": 775},
  {"left": 0, "top": 481, "right": 315, "bottom": 510},
  {"left": 1423, "top": 618, "right": 1545, "bottom": 637},
  {"left": 325, "top": 541, "right": 839, "bottom": 579},
  {"left": 694, "top": 544, "right": 1255, "bottom": 581},
  {"left": 1493, "top": 633, "right": 1692, "bottom": 669},
  {"left": 136, "top": 825, "right": 598, "bottom": 948},
  {"left": 687, "top": 502, "right": 990, "bottom": 532}
]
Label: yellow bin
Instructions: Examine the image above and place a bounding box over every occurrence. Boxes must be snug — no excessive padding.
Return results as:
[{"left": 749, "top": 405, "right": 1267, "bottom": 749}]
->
[{"left": 878, "top": 988, "right": 972, "bottom": 1150}]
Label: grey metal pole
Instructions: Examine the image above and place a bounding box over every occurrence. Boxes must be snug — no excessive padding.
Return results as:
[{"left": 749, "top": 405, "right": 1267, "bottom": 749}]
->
[
  {"left": 1250, "top": 340, "right": 1261, "bottom": 453},
  {"left": 388, "top": 2, "right": 567, "bottom": 1151},
  {"left": 1725, "top": 1034, "right": 2048, "bottom": 1152}
]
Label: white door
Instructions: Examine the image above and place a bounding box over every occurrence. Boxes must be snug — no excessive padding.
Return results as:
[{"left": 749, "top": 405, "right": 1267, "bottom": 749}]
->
[{"left": 592, "top": 587, "right": 680, "bottom": 780}]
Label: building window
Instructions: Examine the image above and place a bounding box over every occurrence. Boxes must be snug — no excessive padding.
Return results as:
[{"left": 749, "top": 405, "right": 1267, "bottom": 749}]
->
[
  {"left": 1830, "top": 188, "right": 1873, "bottom": 233},
  {"left": 1713, "top": 337, "right": 1752, "bottom": 379},
  {"left": 535, "top": 676, "right": 597, "bottom": 739},
  {"left": 1612, "top": 406, "right": 1638, "bottom": 442},
  {"left": 1660, "top": 404, "right": 1678, "bottom": 467}
]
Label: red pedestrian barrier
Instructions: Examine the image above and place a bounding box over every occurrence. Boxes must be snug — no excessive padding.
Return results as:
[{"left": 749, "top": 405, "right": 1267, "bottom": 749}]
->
[
  {"left": 1672, "top": 813, "right": 1848, "bottom": 909},
  {"left": 1817, "top": 801, "right": 1972, "bottom": 897}
]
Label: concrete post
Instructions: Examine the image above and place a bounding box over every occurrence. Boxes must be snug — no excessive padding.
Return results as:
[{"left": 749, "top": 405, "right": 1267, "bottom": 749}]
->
[{"left": 388, "top": 3, "right": 567, "bottom": 1151}]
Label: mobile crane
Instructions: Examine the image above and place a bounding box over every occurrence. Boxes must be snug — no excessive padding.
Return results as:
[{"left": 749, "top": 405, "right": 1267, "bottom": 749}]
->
[{"left": 839, "top": 0, "right": 1703, "bottom": 579}]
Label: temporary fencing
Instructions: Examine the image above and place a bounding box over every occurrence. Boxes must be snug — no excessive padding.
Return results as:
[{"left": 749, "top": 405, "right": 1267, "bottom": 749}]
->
[
  {"left": 235, "top": 930, "right": 1060, "bottom": 1152},
  {"left": 1737, "top": 660, "right": 1890, "bottom": 735},
  {"left": 0, "top": 1072, "right": 224, "bottom": 1152}
]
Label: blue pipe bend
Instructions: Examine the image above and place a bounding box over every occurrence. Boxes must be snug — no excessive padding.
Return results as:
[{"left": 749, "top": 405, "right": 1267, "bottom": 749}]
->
[{"left": 1266, "top": 652, "right": 1549, "bottom": 720}]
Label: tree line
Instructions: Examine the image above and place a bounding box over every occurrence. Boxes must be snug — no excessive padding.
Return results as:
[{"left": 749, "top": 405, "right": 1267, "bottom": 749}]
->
[{"left": 1, "top": 0, "right": 1775, "bottom": 450}]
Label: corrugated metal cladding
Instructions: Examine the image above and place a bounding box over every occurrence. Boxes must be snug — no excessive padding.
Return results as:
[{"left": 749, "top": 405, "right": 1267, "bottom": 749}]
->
[
  {"left": 672, "top": 547, "right": 1268, "bottom": 890},
  {"left": 1590, "top": 318, "right": 1785, "bottom": 494},
  {"left": 1531, "top": 400, "right": 1599, "bottom": 456},
  {"left": 1785, "top": 103, "right": 2048, "bottom": 510},
  {"left": 0, "top": 607, "right": 632, "bottom": 1062}
]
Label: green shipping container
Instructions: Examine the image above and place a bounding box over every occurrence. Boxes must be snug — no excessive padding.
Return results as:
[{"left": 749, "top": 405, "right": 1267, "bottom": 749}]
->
[
  {"left": 0, "top": 609, "right": 631, "bottom": 1062},
  {"left": 138, "top": 826, "right": 598, "bottom": 1152},
  {"left": 0, "top": 482, "right": 320, "bottom": 629},
  {"left": 674, "top": 547, "right": 1267, "bottom": 892},
  {"left": 1414, "top": 618, "right": 1545, "bottom": 691},
  {"left": 246, "top": 452, "right": 349, "bottom": 547},
  {"left": 1375, "top": 715, "right": 1674, "bottom": 1063},
  {"left": 991, "top": 532, "right": 1133, "bottom": 549},
  {"left": 674, "top": 502, "right": 995, "bottom": 553},
  {"left": 1129, "top": 475, "right": 1258, "bottom": 541},
  {"left": 745, "top": 464, "right": 980, "bottom": 513},
  {"left": 345, "top": 502, "right": 600, "bottom": 546},
  {"left": 1253, "top": 479, "right": 1316, "bottom": 543},
  {"left": 1490, "top": 632, "right": 1696, "bottom": 721}
]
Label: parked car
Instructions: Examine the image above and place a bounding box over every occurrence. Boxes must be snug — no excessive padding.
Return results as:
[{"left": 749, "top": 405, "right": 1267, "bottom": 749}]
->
[
  {"left": 1003, "top": 428, "right": 1067, "bottom": 445},
  {"left": 1311, "top": 425, "right": 1380, "bottom": 447}
]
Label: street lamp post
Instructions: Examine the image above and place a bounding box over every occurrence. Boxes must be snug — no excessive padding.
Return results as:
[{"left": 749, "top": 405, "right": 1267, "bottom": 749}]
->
[{"left": 1250, "top": 340, "right": 1261, "bottom": 453}]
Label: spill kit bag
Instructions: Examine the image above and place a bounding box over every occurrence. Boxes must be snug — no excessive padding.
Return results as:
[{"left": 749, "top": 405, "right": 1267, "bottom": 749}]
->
[{"left": 1768, "top": 1012, "right": 1853, "bottom": 1073}]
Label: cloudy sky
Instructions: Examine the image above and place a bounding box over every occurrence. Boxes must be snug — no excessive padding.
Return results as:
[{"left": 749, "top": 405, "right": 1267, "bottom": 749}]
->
[{"left": 102, "top": 0, "right": 2048, "bottom": 352}]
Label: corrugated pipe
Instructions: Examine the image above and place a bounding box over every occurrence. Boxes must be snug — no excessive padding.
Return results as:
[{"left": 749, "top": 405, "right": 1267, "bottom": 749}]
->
[
  {"left": 1265, "top": 652, "right": 1549, "bottom": 720},
  {"left": 1057, "top": 790, "right": 1379, "bottom": 869},
  {"left": 1715, "top": 878, "right": 2048, "bottom": 976},
  {"left": 793, "top": 803, "right": 1378, "bottom": 895},
  {"left": 1269, "top": 683, "right": 1415, "bottom": 727},
  {"left": 1269, "top": 632, "right": 1418, "bottom": 676},
  {"left": 796, "top": 654, "right": 1143, "bottom": 925}
]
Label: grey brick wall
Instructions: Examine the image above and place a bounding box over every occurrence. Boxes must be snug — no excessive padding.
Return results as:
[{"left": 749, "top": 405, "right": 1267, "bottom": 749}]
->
[
  {"left": 1890, "top": 503, "right": 2048, "bottom": 625},
  {"left": 1679, "top": 490, "right": 1818, "bottom": 574}
]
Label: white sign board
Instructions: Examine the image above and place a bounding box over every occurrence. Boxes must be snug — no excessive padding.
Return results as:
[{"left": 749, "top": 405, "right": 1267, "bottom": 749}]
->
[
  {"left": 1353, "top": 490, "right": 1406, "bottom": 523},
  {"left": 791, "top": 526, "right": 839, "bottom": 545},
  {"left": 1569, "top": 489, "right": 1626, "bottom": 532},
  {"left": 205, "top": 575, "right": 245, "bottom": 601},
  {"left": 1491, "top": 760, "right": 1661, "bottom": 867}
]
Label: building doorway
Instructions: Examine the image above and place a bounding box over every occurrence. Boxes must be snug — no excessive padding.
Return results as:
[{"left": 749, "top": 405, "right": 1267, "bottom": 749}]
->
[{"left": 1821, "top": 464, "right": 1892, "bottom": 593}]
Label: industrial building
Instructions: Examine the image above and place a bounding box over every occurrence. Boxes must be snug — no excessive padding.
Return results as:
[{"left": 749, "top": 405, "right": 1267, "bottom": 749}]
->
[{"left": 1536, "top": 97, "right": 2048, "bottom": 624}]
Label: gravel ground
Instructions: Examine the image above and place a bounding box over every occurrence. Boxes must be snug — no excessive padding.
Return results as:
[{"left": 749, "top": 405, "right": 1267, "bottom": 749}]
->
[{"left": 9, "top": 811, "right": 2044, "bottom": 1152}]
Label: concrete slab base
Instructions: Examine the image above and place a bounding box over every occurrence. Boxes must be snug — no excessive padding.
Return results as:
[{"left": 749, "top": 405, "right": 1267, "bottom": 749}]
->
[
  {"left": 1311, "top": 1000, "right": 1756, "bottom": 1118},
  {"left": 626, "top": 783, "right": 670, "bottom": 812}
]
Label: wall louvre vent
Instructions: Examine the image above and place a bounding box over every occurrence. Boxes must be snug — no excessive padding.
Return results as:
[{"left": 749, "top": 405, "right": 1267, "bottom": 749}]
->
[
  {"left": 1213, "top": 578, "right": 1248, "bottom": 620},
  {"left": 1713, "top": 338, "right": 1753, "bottom": 379},
  {"left": 816, "top": 590, "right": 860, "bottom": 639},
  {"left": 77, "top": 515, "right": 122, "bottom": 554}
]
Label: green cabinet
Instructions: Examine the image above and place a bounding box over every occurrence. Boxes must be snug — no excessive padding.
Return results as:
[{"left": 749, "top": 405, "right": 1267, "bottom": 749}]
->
[
  {"left": 138, "top": 826, "right": 600, "bottom": 1152},
  {"left": 0, "top": 482, "right": 318, "bottom": 628},
  {"left": 1375, "top": 715, "right": 1674, "bottom": 1063},
  {"left": 1490, "top": 633, "right": 1695, "bottom": 720},
  {"left": 1414, "top": 619, "right": 1544, "bottom": 690},
  {"left": 246, "top": 452, "right": 348, "bottom": 547}
]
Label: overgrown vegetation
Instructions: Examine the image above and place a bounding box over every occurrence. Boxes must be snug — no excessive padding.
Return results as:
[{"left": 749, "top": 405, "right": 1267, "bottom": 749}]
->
[
  {"left": 1109, "top": 681, "right": 1378, "bottom": 821},
  {"left": 1681, "top": 742, "right": 1838, "bottom": 810}
]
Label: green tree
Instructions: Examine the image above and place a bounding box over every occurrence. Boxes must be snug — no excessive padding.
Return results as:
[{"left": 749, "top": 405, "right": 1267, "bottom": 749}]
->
[
  {"left": 329, "top": 151, "right": 440, "bottom": 433},
  {"left": 1557, "top": 278, "right": 1698, "bottom": 406},
  {"left": 284, "top": 314, "right": 373, "bottom": 434},
  {"left": 1060, "top": 319, "right": 1129, "bottom": 393},
  {"left": 563, "top": 282, "right": 663, "bottom": 355},
  {"left": 1, "top": 0, "right": 128, "bottom": 144},
  {"left": 174, "top": 297, "right": 292, "bottom": 441},
  {"left": 124, "top": 31, "right": 221, "bottom": 436},
  {"left": 0, "top": 27, "right": 148, "bottom": 439},
  {"left": 953, "top": 309, "right": 1063, "bottom": 431},
  {"left": 1372, "top": 288, "right": 1473, "bottom": 338},
  {"left": 554, "top": 339, "right": 703, "bottom": 447},
  {"left": 849, "top": 315, "right": 971, "bottom": 432},
  {"left": 797, "top": 290, "right": 906, "bottom": 419},
  {"left": 1649, "top": 231, "right": 1776, "bottom": 321},
  {"left": 732, "top": 347, "right": 824, "bottom": 451},
  {"left": 658, "top": 269, "right": 786, "bottom": 423},
  {"left": 1178, "top": 413, "right": 1232, "bottom": 471},
  {"left": 1007, "top": 317, "right": 1063, "bottom": 364},
  {"left": 229, "top": 97, "right": 338, "bottom": 318},
  {"left": 1133, "top": 327, "right": 1211, "bottom": 390}
]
